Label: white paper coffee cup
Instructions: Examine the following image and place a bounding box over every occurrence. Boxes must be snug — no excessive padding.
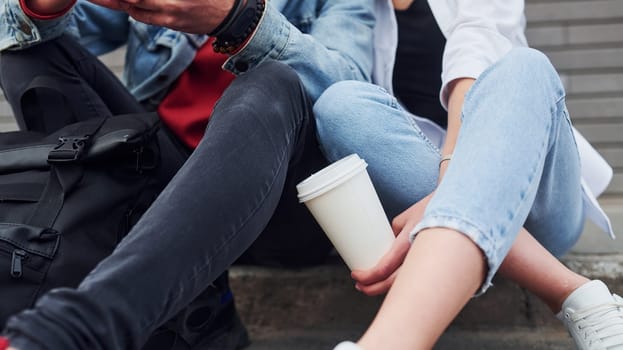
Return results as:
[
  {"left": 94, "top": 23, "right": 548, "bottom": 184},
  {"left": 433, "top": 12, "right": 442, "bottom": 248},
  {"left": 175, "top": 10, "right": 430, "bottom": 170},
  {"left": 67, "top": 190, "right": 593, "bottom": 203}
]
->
[{"left": 297, "top": 154, "right": 394, "bottom": 270}]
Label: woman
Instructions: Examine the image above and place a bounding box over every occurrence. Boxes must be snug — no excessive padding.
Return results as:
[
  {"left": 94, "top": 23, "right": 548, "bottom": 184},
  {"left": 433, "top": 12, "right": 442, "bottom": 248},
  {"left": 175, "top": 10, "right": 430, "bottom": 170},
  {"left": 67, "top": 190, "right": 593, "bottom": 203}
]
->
[{"left": 314, "top": 1, "right": 623, "bottom": 349}]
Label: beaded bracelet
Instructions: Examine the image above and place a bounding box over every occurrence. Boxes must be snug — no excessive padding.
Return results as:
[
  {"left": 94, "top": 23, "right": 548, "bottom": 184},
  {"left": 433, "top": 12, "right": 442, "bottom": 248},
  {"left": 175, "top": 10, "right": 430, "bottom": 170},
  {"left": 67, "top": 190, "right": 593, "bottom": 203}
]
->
[
  {"left": 212, "top": 0, "right": 266, "bottom": 54},
  {"left": 439, "top": 154, "right": 452, "bottom": 168}
]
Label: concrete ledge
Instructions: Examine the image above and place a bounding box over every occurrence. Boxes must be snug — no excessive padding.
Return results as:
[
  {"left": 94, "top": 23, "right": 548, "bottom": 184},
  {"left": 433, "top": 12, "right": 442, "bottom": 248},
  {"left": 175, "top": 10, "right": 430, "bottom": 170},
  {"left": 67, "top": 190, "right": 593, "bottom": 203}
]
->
[
  {"left": 246, "top": 328, "right": 573, "bottom": 350},
  {"left": 230, "top": 253, "right": 623, "bottom": 344}
]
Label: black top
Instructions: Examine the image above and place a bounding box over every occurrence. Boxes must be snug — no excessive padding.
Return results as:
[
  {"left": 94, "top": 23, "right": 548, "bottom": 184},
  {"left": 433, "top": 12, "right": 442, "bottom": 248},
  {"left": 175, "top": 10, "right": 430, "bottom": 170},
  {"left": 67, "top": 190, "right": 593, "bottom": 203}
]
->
[{"left": 392, "top": 0, "right": 447, "bottom": 128}]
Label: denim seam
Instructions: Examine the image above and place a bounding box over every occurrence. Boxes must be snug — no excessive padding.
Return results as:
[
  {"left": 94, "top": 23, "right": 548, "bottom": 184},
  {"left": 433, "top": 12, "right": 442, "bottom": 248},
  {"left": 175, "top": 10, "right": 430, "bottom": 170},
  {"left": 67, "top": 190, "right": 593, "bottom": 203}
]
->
[
  {"left": 400, "top": 110, "right": 441, "bottom": 156},
  {"left": 481, "top": 102, "right": 552, "bottom": 292},
  {"left": 557, "top": 99, "right": 581, "bottom": 166}
]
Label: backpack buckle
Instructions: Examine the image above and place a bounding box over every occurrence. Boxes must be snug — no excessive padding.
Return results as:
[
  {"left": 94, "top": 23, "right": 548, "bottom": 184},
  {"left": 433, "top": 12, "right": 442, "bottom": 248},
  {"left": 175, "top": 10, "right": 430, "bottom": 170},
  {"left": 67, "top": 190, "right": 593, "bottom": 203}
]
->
[{"left": 48, "top": 136, "right": 91, "bottom": 163}]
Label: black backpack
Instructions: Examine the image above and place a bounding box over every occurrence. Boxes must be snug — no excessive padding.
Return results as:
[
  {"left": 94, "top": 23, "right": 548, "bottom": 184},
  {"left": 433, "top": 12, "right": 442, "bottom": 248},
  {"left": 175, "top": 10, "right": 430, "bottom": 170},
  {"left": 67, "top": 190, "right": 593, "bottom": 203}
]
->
[
  {"left": 0, "top": 114, "right": 251, "bottom": 350},
  {"left": 0, "top": 112, "right": 183, "bottom": 325}
]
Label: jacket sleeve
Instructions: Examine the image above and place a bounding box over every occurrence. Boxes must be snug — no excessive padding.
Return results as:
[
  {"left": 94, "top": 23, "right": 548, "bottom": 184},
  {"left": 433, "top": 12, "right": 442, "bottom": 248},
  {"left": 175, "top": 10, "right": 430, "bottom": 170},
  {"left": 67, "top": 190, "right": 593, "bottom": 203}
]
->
[
  {"left": 0, "top": 0, "right": 71, "bottom": 51},
  {"left": 1, "top": 0, "right": 129, "bottom": 55},
  {"left": 439, "top": 0, "right": 528, "bottom": 109},
  {"left": 223, "top": 0, "right": 376, "bottom": 102}
]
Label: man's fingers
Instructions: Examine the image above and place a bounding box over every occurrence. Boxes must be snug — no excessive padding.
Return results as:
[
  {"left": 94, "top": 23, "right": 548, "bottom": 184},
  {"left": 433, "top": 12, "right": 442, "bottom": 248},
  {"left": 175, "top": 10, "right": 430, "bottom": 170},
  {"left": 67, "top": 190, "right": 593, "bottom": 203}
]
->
[
  {"left": 124, "top": 5, "right": 165, "bottom": 26},
  {"left": 88, "top": 0, "right": 125, "bottom": 10},
  {"left": 120, "top": 0, "right": 145, "bottom": 6}
]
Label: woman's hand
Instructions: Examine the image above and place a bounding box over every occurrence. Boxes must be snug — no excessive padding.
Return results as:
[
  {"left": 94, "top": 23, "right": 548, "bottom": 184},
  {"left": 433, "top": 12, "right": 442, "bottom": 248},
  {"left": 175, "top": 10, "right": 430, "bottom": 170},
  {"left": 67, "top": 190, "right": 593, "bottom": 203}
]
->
[
  {"left": 88, "top": 0, "right": 234, "bottom": 34},
  {"left": 351, "top": 192, "right": 435, "bottom": 295}
]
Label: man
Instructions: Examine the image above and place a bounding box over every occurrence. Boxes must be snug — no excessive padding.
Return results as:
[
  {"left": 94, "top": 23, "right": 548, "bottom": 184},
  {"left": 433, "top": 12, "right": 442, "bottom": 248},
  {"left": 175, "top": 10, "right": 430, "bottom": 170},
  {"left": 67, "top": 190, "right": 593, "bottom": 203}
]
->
[{"left": 0, "top": 0, "right": 387, "bottom": 348}]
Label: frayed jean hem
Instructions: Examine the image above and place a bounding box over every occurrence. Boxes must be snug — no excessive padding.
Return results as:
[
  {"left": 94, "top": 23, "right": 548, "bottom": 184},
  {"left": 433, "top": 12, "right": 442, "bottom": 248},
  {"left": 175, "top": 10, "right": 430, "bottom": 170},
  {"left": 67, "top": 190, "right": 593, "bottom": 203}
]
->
[{"left": 410, "top": 215, "right": 499, "bottom": 296}]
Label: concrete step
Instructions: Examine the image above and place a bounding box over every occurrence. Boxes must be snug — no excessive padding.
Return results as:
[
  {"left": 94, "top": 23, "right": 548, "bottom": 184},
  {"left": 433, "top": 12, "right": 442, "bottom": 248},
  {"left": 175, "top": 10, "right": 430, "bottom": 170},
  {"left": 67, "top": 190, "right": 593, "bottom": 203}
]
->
[
  {"left": 230, "top": 253, "right": 623, "bottom": 349},
  {"left": 246, "top": 328, "right": 573, "bottom": 350}
]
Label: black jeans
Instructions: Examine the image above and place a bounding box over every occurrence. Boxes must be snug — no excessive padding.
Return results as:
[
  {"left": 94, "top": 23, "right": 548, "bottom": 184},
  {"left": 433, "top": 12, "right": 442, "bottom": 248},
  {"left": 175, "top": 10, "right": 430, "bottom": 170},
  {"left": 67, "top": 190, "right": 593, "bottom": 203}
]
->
[{"left": 0, "top": 36, "right": 332, "bottom": 349}]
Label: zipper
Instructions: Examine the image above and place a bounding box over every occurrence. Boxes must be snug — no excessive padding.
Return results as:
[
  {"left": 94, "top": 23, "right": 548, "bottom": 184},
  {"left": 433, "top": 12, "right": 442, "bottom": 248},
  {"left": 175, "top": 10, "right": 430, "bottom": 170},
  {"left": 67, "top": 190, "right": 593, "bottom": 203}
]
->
[
  {"left": 134, "top": 146, "right": 145, "bottom": 173},
  {"left": 11, "top": 249, "right": 28, "bottom": 279}
]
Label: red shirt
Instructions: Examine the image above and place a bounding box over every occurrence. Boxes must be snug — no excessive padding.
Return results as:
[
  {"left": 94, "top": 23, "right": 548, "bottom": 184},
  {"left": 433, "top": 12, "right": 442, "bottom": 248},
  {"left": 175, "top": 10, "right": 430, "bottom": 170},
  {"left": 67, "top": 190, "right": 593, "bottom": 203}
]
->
[{"left": 158, "top": 39, "right": 235, "bottom": 149}]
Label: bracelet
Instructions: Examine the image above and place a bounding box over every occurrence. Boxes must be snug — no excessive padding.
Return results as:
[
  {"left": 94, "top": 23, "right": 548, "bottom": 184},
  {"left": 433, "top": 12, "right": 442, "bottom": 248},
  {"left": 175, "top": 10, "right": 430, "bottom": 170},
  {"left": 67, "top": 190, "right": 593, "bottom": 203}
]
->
[
  {"left": 211, "top": 0, "right": 266, "bottom": 54},
  {"left": 439, "top": 154, "right": 452, "bottom": 168},
  {"left": 209, "top": 0, "right": 244, "bottom": 37}
]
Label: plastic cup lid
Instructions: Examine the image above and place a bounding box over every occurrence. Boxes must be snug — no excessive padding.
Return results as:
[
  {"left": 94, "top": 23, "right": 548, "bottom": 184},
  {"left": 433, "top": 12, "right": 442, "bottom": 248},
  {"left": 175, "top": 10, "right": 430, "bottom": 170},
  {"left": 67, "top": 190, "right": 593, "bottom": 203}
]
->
[{"left": 296, "top": 153, "right": 367, "bottom": 203}]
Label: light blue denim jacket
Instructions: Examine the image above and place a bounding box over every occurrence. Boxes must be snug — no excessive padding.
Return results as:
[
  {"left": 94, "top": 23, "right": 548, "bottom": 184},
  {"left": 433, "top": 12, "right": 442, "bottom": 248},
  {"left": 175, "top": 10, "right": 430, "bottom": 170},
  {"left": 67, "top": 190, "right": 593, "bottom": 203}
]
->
[{"left": 0, "top": 0, "right": 375, "bottom": 104}]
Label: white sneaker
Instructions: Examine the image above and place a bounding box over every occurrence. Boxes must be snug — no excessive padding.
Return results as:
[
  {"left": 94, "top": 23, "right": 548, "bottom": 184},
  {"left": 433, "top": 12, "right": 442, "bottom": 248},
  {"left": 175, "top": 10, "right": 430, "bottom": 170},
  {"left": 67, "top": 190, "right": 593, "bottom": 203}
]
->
[
  {"left": 333, "top": 341, "right": 362, "bottom": 350},
  {"left": 558, "top": 280, "right": 623, "bottom": 349}
]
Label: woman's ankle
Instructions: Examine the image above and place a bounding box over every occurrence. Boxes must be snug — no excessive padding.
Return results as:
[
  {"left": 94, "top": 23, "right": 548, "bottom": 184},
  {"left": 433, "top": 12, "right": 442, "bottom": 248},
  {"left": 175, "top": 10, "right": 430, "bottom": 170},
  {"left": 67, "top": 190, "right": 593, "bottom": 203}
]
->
[{"left": 547, "top": 275, "right": 591, "bottom": 313}]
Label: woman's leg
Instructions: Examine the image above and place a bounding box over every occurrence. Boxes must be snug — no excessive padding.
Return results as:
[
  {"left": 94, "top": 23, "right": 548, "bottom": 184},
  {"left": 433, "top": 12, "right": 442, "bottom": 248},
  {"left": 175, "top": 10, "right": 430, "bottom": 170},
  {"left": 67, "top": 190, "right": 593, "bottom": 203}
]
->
[
  {"left": 3, "top": 60, "right": 326, "bottom": 350},
  {"left": 316, "top": 48, "right": 586, "bottom": 349},
  {"left": 315, "top": 82, "right": 440, "bottom": 220},
  {"left": 316, "top": 84, "right": 588, "bottom": 315},
  {"left": 500, "top": 228, "right": 588, "bottom": 312},
  {"left": 315, "top": 81, "right": 484, "bottom": 349},
  {"left": 360, "top": 228, "right": 486, "bottom": 350},
  {"left": 412, "top": 48, "right": 583, "bottom": 288}
]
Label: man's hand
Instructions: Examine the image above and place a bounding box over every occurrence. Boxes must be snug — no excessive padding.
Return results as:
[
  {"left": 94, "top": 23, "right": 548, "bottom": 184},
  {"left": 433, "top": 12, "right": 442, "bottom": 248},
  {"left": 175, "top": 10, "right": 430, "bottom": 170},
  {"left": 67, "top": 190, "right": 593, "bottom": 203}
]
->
[
  {"left": 351, "top": 192, "right": 434, "bottom": 296},
  {"left": 88, "top": 0, "right": 235, "bottom": 34},
  {"left": 24, "top": 0, "right": 74, "bottom": 15}
]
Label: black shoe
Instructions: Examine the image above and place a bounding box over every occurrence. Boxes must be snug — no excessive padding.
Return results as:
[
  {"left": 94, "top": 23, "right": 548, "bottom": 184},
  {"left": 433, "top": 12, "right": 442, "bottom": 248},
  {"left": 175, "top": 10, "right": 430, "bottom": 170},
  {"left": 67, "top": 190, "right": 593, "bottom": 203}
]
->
[{"left": 143, "top": 271, "right": 250, "bottom": 350}]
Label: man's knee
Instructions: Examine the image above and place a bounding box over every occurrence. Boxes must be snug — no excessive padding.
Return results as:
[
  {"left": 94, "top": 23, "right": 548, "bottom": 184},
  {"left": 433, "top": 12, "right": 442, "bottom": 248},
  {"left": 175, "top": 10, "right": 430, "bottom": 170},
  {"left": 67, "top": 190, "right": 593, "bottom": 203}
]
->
[
  {"left": 0, "top": 37, "right": 69, "bottom": 96},
  {"left": 245, "top": 61, "right": 305, "bottom": 108},
  {"left": 0, "top": 38, "right": 62, "bottom": 71},
  {"left": 253, "top": 60, "right": 299, "bottom": 84},
  {"left": 224, "top": 60, "right": 310, "bottom": 117}
]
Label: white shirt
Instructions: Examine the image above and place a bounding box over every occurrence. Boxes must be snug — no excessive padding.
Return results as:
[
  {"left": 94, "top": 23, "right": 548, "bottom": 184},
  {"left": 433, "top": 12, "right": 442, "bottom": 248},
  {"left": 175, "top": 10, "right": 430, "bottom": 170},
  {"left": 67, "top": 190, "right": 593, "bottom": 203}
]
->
[{"left": 372, "top": 0, "right": 614, "bottom": 237}]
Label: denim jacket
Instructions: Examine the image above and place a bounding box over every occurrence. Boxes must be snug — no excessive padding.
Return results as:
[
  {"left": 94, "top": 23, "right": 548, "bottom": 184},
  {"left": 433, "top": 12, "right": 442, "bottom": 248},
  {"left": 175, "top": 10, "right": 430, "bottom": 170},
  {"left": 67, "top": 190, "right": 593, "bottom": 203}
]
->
[{"left": 1, "top": 0, "right": 376, "bottom": 104}]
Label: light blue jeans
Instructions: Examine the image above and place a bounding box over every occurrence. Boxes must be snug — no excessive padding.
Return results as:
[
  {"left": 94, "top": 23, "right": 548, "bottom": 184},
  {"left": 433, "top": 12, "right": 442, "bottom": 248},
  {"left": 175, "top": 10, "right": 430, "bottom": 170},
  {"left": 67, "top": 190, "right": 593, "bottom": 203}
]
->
[{"left": 314, "top": 48, "right": 584, "bottom": 292}]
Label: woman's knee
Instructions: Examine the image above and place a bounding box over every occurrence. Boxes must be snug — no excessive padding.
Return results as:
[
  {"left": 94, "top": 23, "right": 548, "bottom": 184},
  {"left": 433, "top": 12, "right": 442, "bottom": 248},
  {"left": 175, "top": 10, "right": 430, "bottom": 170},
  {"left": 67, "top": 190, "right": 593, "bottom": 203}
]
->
[
  {"left": 493, "top": 47, "right": 564, "bottom": 101},
  {"left": 314, "top": 81, "right": 391, "bottom": 154},
  {"left": 315, "top": 81, "right": 379, "bottom": 122}
]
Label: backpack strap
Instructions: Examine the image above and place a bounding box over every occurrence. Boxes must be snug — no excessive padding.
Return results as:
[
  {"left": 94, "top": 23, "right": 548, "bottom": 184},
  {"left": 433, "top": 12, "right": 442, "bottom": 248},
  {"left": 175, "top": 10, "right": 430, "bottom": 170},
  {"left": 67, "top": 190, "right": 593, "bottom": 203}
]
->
[
  {"left": 27, "top": 165, "right": 83, "bottom": 229},
  {"left": 27, "top": 109, "right": 110, "bottom": 228},
  {"left": 46, "top": 114, "right": 108, "bottom": 164}
]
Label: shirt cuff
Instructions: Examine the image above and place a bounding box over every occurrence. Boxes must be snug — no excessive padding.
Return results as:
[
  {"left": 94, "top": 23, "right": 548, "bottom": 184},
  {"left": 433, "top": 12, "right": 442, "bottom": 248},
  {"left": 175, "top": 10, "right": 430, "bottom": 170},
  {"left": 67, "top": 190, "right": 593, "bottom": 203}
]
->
[
  {"left": 223, "top": 3, "right": 289, "bottom": 75},
  {"left": 19, "top": 0, "right": 76, "bottom": 20}
]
